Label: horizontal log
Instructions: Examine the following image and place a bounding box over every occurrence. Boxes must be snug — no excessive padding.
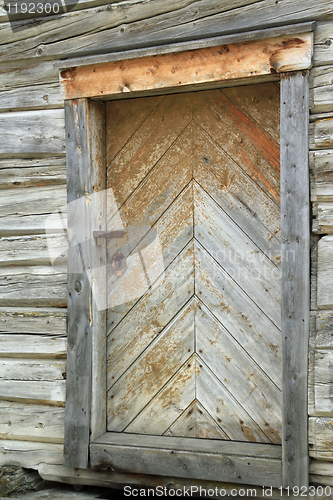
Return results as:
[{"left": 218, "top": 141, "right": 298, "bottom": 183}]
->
[
  {"left": 310, "top": 150, "right": 333, "bottom": 202},
  {"left": 315, "top": 311, "right": 333, "bottom": 348},
  {"left": 0, "top": 214, "right": 67, "bottom": 237},
  {"left": 0, "top": 184, "right": 67, "bottom": 236},
  {"left": 0, "top": 267, "right": 67, "bottom": 307},
  {"left": 38, "top": 464, "right": 292, "bottom": 499},
  {"left": 0, "top": 234, "right": 66, "bottom": 267},
  {"left": 0, "top": 401, "right": 64, "bottom": 444},
  {"left": 0, "top": 158, "right": 66, "bottom": 189},
  {"left": 317, "top": 235, "right": 333, "bottom": 309},
  {"left": 309, "top": 117, "right": 333, "bottom": 150},
  {"left": 313, "top": 21, "right": 333, "bottom": 67},
  {"left": 309, "top": 417, "right": 333, "bottom": 461},
  {"left": 0, "top": 0, "right": 199, "bottom": 32},
  {"left": 310, "top": 460, "right": 333, "bottom": 486},
  {"left": 0, "top": 0, "right": 261, "bottom": 50},
  {"left": 311, "top": 238, "right": 319, "bottom": 311},
  {"left": 309, "top": 348, "right": 333, "bottom": 416},
  {"left": 313, "top": 203, "right": 333, "bottom": 234},
  {"left": 0, "top": 380, "right": 65, "bottom": 406},
  {"left": 0, "top": 0, "right": 324, "bottom": 63},
  {"left": 0, "top": 358, "right": 66, "bottom": 381},
  {"left": 310, "top": 66, "right": 333, "bottom": 114},
  {"left": 0, "top": 83, "right": 63, "bottom": 112},
  {"left": 0, "top": 184, "right": 66, "bottom": 218},
  {"left": 310, "top": 475, "right": 333, "bottom": 487},
  {"left": 0, "top": 109, "right": 65, "bottom": 157},
  {"left": 0, "top": 440, "right": 63, "bottom": 469},
  {"left": 0, "top": 60, "right": 58, "bottom": 90},
  {"left": 0, "top": 334, "right": 66, "bottom": 358},
  {"left": 0, "top": 307, "right": 67, "bottom": 335}
]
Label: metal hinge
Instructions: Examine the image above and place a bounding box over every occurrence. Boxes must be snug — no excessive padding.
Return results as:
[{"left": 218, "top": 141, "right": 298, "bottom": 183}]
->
[{"left": 93, "top": 230, "right": 125, "bottom": 245}]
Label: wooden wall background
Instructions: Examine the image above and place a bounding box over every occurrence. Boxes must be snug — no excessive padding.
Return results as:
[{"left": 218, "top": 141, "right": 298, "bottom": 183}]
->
[{"left": 0, "top": 0, "right": 332, "bottom": 489}]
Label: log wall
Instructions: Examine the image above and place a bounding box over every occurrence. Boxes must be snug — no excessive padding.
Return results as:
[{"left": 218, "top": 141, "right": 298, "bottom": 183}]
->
[{"left": 0, "top": 0, "right": 332, "bottom": 490}]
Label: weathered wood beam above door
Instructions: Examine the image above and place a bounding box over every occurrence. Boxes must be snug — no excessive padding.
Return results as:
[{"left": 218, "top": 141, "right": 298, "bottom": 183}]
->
[{"left": 59, "top": 29, "right": 313, "bottom": 101}]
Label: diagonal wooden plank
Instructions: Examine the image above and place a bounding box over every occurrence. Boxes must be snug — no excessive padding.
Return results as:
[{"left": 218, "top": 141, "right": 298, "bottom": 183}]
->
[
  {"left": 106, "top": 122, "right": 194, "bottom": 255},
  {"left": 107, "top": 301, "right": 195, "bottom": 432},
  {"left": 165, "top": 399, "right": 229, "bottom": 440},
  {"left": 195, "top": 241, "right": 282, "bottom": 388},
  {"left": 106, "top": 242, "right": 195, "bottom": 385},
  {"left": 192, "top": 122, "right": 281, "bottom": 264},
  {"left": 196, "top": 358, "right": 271, "bottom": 444},
  {"left": 222, "top": 83, "right": 280, "bottom": 145},
  {"left": 126, "top": 349, "right": 196, "bottom": 436},
  {"left": 106, "top": 185, "right": 193, "bottom": 334},
  {"left": 194, "top": 182, "right": 281, "bottom": 328},
  {"left": 107, "top": 93, "right": 193, "bottom": 207},
  {"left": 193, "top": 89, "right": 280, "bottom": 204},
  {"left": 106, "top": 96, "right": 163, "bottom": 164},
  {"left": 196, "top": 300, "right": 282, "bottom": 443}
]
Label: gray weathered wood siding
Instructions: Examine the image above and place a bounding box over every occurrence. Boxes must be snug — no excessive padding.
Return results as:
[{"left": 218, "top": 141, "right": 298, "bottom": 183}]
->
[{"left": 0, "top": 0, "right": 332, "bottom": 488}]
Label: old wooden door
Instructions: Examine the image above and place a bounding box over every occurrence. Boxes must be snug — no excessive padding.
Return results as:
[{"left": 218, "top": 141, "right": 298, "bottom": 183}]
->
[{"left": 105, "top": 83, "right": 281, "bottom": 450}]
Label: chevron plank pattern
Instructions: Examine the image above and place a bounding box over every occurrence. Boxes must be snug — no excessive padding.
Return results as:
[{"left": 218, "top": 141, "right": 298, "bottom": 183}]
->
[{"left": 105, "top": 84, "right": 282, "bottom": 444}]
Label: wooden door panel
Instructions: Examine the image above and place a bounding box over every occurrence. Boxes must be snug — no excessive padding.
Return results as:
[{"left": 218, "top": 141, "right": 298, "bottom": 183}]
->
[
  {"left": 106, "top": 184, "right": 193, "bottom": 333},
  {"left": 195, "top": 243, "right": 282, "bottom": 389},
  {"left": 107, "top": 301, "right": 195, "bottom": 432},
  {"left": 106, "top": 93, "right": 193, "bottom": 207},
  {"left": 192, "top": 124, "right": 281, "bottom": 264},
  {"left": 106, "top": 243, "right": 194, "bottom": 385},
  {"left": 106, "top": 84, "right": 281, "bottom": 444},
  {"left": 192, "top": 89, "right": 280, "bottom": 205},
  {"left": 194, "top": 182, "right": 281, "bottom": 328}
]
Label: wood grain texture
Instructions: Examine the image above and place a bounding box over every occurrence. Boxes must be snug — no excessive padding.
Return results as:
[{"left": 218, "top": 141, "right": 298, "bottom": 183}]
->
[
  {"left": 0, "top": 109, "right": 65, "bottom": 157},
  {"left": 0, "top": 0, "right": 321, "bottom": 62},
  {"left": 310, "top": 150, "right": 333, "bottom": 202},
  {"left": 0, "top": 307, "right": 67, "bottom": 335},
  {"left": 313, "top": 202, "right": 333, "bottom": 234},
  {"left": 309, "top": 117, "right": 333, "bottom": 150},
  {"left": 64, "top": 99, "right": 97, "bottom": 468},
  {"left": 317, "top": 236, "right": 333, "bottom": 309},
  {"left": 38, "top": 463, "right": 292, "bottom": 499},
  {"left": 0, "top": 234, "right": 66, "bottom": 267},
  {"left": 315, "top": 310, "right": 333, "bottom": 348},
  {"left": 0, "top": 401, "right": 65, "bottom": 444},
  {"left": 90, "top": 433, "right": 282, "bottom": 487},
  {"left": 88, "top": 101, "right": 107, "bottom": 443},
  {"left": 0, "top": 440, "right": 63, "bottom": 469},
  {"left": 60, "top": 33, "right": 312, "bottom": 100},
  {"left": 310, "top": 66, "right": 333, "bottom": 114},
  {"left": 309, "top": 417, "right": 333, "bottom": 461},
  {"left": 0, "top": 158, "right": 66, "bottom": 189},
  {"left": 0, "top": 334, "right": 66, "bottom": 358},
  {"left": 0, "top": 267, "right": 67, "bottom": 307},
  {"left": 280, "top": 71, "right": 310, "bottom": 488},
  {"left": 309, "top": 460, "right": 333, "bottom": 483},
  {"left": 309, "top": 349, "right": 333, "bottom": 416},
  {"left": 0, "top": 83, "right": 63, "bottom": 112},
  {"left": 313, "top": 21, "right": 333, "bottom": 67}
]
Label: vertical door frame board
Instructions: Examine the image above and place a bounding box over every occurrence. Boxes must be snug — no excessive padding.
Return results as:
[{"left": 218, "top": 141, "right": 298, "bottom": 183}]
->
[
  {"left": 280, "top": 71, "right": 310, "bottom": 488},
  {"left": 62, "top": 25, "right": 312, "bottom": 488},
  {"left": 64, "top": 98, "right": 106, "bottom": 468}
]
